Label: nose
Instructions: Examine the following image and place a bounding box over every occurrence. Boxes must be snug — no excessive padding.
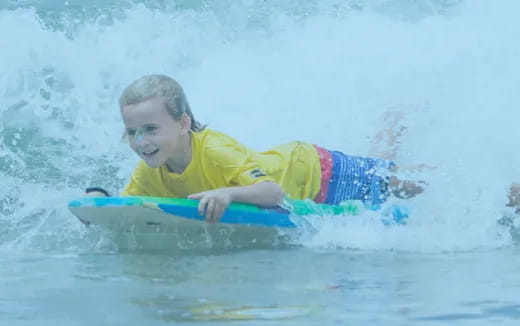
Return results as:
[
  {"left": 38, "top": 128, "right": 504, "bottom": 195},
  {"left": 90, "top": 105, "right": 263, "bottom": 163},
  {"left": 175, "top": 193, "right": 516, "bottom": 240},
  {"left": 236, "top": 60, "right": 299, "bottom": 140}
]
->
[{"left": 133, "top": 129, "right": 149, "bottom": 146}]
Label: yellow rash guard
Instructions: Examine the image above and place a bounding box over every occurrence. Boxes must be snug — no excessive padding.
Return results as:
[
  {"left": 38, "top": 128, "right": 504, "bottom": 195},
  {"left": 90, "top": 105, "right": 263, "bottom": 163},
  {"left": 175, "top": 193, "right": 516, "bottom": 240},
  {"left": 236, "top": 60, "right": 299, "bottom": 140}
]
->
[{"left": 121, "top": 128, "right": 322, "bottom": 200}]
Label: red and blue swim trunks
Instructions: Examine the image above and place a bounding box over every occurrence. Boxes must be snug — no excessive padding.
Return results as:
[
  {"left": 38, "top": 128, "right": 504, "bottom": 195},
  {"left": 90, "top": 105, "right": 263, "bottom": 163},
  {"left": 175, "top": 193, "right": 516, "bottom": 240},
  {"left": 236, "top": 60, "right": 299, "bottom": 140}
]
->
[{"left": 314, "top": 145, "right": 395, "bottom": 207}]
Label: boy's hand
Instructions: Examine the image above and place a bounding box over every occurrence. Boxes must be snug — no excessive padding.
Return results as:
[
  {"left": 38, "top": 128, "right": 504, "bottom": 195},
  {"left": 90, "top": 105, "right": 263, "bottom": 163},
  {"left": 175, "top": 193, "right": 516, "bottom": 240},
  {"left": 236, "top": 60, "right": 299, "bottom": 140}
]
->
[{"left": 188, "top": 189, "right": 232, "bottom": 223}]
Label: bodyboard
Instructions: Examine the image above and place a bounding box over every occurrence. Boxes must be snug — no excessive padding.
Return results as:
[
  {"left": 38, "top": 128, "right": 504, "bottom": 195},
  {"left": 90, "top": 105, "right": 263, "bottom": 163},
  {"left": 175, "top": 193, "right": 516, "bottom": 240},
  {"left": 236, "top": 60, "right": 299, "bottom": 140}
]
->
[{"left": 68, "top": 196, "right": 407, "bottom": 249}]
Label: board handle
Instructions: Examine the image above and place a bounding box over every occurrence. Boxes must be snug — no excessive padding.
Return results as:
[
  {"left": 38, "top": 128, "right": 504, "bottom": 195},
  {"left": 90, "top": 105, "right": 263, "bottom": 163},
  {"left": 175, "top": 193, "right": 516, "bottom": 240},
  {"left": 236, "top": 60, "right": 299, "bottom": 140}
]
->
[{"left": 85, "top": 187, "right": 111, "bottom": 197}]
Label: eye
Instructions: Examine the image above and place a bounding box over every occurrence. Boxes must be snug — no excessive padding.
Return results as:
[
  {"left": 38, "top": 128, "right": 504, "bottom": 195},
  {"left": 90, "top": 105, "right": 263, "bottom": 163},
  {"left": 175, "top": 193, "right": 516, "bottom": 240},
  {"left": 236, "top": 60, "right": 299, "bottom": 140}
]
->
[
  {"left": 145, "top": 126, "right": 158, "bottom": 133},
  {"left": 126, "top": 129, "right": 136, "bottom": 136}
]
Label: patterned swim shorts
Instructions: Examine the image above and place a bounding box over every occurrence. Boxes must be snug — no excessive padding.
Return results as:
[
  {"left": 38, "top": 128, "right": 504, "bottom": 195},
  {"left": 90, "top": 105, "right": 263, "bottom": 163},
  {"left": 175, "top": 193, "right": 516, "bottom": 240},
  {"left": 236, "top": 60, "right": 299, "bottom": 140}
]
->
[{"left": 314, "top": 146, "right": 394, "bottom": 207}]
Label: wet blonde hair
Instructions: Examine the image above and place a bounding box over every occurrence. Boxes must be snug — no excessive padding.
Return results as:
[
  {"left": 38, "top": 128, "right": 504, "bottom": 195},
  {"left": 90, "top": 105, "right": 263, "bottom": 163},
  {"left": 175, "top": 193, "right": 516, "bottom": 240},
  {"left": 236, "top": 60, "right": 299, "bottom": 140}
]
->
[{"left": 119, "top": 74, "right": 205, "bottom": 132}]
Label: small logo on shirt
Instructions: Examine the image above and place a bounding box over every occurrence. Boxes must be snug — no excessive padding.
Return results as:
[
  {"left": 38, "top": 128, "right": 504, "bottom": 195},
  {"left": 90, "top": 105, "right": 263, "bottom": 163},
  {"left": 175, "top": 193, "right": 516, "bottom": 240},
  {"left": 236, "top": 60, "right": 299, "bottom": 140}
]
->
[{"left": 249, "top": 168, "right": 267, "bottom": 178}]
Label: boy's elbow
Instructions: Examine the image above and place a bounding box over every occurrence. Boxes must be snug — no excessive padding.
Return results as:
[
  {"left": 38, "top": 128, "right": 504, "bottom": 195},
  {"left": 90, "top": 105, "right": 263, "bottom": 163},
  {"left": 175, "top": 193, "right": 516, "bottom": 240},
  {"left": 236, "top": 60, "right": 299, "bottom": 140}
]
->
[
  {"left": 274, "top": 185, "right": 286, "bottom": 203},
  {"left": 265, "top": 181, "right": 286, "bottom": 204}
]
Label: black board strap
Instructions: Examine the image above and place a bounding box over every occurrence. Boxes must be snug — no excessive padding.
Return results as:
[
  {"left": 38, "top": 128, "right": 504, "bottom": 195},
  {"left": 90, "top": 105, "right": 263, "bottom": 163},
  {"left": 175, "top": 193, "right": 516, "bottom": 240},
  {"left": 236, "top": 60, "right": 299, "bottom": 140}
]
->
[{"left": 85, "top": 187, "right": 111, "bottom": 197}]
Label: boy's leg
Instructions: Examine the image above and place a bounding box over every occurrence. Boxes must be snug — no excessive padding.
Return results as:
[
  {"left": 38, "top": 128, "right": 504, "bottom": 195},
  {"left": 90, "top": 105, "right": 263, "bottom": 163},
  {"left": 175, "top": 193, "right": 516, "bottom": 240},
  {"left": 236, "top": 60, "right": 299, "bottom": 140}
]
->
[
  {"left": 369, "top": 110, "right": 407, "bottom": 161},
  {"left": 368, "top": 110, "right": 438, "bottom": 201}
]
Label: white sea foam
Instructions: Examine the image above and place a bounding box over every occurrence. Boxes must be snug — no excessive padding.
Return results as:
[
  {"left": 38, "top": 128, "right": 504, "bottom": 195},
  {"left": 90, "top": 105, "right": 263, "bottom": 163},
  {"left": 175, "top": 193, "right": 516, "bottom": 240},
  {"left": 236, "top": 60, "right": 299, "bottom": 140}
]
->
[{"left": 0, "top": 0, "right": 518, "bottom": 252}]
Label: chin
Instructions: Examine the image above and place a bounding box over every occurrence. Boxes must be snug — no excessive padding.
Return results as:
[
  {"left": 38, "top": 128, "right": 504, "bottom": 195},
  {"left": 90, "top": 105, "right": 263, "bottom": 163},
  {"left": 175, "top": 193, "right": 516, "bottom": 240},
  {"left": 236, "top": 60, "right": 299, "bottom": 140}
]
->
[{"left": 142, "top": 157, "right": 165, "bottom": 169}]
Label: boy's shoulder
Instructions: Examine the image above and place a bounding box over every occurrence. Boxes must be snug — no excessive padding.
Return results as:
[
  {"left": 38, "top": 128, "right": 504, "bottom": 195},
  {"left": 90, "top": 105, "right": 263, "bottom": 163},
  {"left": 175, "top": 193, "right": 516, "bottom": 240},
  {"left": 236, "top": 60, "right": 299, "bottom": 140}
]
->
[
  {"left": 194, "top": 128, "right": 244, "bottom": 148},
  {"left": 193, "top": 129, "right": 254, "bottom": 164}
]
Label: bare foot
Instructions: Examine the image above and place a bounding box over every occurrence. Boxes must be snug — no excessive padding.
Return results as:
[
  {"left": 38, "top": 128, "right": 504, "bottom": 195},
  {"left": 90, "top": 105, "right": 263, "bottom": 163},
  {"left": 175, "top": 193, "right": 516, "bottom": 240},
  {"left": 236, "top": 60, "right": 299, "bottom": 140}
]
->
[{"left": 389, "top": 176, "right": 426, "bottom": 199}]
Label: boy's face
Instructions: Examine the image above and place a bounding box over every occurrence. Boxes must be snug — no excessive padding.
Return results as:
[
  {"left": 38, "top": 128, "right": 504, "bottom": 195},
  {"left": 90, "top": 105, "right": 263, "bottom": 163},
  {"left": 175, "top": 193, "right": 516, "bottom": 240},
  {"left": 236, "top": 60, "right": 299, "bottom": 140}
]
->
[{"left": 121, "top": 96, "right": 190, "bottom": 169}]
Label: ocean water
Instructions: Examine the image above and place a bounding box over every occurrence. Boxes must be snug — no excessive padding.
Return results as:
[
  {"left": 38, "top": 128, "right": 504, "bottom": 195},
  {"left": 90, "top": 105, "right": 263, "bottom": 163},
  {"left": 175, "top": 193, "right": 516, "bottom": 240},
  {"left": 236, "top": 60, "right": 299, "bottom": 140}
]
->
[{"left": 1, "top": 0, "right": 520, "bottom": 324}]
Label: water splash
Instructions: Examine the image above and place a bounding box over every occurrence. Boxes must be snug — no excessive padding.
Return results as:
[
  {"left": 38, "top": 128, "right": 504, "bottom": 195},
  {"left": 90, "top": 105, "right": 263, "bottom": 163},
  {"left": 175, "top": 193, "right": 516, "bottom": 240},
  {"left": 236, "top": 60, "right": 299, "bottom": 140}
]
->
[{"left": 0, "top": 0, "right": 518, "bottom": 252}]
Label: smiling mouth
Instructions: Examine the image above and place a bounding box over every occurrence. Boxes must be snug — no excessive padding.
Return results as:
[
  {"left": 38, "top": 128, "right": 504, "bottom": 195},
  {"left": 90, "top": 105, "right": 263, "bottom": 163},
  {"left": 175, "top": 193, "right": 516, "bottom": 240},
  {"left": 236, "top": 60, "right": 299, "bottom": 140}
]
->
[{"left": 142, "top": 149, "right": 159, "bottom": 157}]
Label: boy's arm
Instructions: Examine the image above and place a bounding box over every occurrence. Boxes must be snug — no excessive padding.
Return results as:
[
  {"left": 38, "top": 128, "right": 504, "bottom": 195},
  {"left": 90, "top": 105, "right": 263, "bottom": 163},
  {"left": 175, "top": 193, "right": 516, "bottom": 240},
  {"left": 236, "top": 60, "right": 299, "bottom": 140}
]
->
[
  {"left": 223, "top": 181, "right": 285, "bottom": 207},
  {"left": 188, "top": 181, "right": 285, "bottom": 222}
]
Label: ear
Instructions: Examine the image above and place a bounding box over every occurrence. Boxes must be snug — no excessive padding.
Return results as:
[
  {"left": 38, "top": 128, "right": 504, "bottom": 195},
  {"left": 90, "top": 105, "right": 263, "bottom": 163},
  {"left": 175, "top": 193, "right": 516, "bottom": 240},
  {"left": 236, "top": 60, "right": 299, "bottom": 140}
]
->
[{"left": 179, "top": 113, "right": 191, "bottom": 133}]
